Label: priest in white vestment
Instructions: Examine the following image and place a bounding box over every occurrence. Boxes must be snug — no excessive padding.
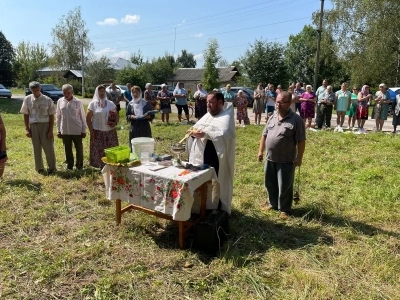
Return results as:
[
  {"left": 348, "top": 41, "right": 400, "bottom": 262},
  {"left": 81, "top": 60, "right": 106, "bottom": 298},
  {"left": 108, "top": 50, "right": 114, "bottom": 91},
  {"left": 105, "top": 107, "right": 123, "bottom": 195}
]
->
[{"left": 187, "top": 91, "right": 236, "bottom": 214}]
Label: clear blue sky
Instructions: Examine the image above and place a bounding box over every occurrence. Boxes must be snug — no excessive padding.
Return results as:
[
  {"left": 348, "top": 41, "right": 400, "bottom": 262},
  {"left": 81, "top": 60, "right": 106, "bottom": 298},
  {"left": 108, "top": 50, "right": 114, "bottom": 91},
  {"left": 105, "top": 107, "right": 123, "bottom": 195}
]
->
[{"left": 0, "top": 0, "right": 331, "bottom": 67}]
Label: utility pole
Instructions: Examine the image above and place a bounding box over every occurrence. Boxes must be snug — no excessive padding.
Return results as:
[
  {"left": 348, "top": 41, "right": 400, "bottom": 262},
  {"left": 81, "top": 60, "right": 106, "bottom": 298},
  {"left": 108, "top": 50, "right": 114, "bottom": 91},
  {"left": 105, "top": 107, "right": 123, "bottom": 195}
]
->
[
  {"left": 81, "top": 41, "right": 85, "bottom": 98},
  {"left": 173, "top": 27, "right": 177, "bottom": 56},
  {"left": 313, "top": 0, "right": 325, "bottom": 91}
]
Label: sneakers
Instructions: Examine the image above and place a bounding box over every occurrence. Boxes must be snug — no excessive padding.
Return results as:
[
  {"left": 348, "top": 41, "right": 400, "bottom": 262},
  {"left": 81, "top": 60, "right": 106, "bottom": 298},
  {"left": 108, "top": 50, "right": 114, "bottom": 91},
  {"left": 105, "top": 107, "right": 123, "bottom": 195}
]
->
[{"left": 335, "top": 126, "right": 343, "bottom": 133}]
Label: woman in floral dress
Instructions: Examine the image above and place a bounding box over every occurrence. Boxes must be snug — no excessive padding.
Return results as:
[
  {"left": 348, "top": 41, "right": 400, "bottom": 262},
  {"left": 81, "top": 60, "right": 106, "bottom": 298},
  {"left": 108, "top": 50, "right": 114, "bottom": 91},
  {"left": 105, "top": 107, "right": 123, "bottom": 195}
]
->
[
  {"left": 86, "top": 85, "right": 119, "bottom": 168},
  {"left": 234, "top": 90, "right": 248, "bottom": 127}
]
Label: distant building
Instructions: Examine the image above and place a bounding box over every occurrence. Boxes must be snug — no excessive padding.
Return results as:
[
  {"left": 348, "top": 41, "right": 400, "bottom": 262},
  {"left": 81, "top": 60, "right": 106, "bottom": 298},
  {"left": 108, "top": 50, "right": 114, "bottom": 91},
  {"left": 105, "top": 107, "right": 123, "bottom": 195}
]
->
[
  {"left": 168, "top": 66, "right": 240, "bottom": 91},
  {"left": 36, "top": 57, "right": 136, "bottom": 82}
]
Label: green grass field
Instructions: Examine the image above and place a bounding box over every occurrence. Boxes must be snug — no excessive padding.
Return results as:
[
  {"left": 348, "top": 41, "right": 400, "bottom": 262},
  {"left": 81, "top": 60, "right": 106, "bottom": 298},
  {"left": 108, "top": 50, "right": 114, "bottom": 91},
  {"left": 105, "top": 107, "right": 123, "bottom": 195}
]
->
[{"left": 0, "top": 98, "right": 399, "bottom": 299}]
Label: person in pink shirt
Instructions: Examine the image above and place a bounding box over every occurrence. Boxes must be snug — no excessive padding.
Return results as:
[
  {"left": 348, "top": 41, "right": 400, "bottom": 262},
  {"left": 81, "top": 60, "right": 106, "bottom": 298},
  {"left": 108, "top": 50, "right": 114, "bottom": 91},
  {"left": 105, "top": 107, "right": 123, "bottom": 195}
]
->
[{"left": 299, "top": 85, "right": 317, "bottom": 128}]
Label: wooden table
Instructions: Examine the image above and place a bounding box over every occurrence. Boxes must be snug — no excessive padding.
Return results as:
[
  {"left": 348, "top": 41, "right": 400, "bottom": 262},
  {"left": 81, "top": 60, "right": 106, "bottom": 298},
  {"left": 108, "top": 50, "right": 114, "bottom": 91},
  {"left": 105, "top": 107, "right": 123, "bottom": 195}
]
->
[{"left": 102, "top": 164, "right": 216, "bottom": 249}]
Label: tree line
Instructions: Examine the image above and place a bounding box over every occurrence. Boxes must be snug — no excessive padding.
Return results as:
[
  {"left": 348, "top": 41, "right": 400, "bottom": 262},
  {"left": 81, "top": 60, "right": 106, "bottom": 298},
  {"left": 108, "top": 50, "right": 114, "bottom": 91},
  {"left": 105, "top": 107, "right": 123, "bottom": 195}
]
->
[{"left": 1, "top": 2, "right": 399, "bottom": 94}]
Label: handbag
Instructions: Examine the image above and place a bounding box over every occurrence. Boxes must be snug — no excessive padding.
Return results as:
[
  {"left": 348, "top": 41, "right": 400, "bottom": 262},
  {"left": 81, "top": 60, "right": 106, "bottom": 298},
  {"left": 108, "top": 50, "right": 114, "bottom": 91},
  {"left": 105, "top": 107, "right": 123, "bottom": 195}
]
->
[
  {"left": 193, "top": 201, "right": 229, "bottom": 255},
  {"left": 244, "top": 116, "right": 250, "bottom": 125}
]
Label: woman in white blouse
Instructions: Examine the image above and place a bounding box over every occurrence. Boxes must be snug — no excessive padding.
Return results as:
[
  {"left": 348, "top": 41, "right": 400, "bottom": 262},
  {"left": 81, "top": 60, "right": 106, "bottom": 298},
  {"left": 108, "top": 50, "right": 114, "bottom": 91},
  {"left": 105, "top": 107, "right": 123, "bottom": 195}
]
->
[{"left": 86, "top": 85, "right": 119, "bottom": 168}]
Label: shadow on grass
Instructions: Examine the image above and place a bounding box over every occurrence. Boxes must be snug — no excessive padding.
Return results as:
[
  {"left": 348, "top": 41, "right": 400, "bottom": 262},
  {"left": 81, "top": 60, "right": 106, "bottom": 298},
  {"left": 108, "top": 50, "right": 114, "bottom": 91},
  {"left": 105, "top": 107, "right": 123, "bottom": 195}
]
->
[
  {"left": 294, "top": 203, "right": 400, "bottom": 239},
  {"left": 140, "top": 209, "right": 333, "bottom": 264},
  {"left": 4, "top": 179, "right": 42, "bottom": 192},
  {"left": 55, "top": 168, "right": 101, "bottom": 180}
]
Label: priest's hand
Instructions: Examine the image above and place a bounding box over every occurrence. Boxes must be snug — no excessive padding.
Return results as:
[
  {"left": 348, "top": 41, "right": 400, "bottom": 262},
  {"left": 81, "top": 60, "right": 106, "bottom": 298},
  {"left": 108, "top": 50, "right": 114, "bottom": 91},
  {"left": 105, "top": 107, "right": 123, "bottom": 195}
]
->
[{"left": 190, "top": 129, "right": 205, "bottom": 139}]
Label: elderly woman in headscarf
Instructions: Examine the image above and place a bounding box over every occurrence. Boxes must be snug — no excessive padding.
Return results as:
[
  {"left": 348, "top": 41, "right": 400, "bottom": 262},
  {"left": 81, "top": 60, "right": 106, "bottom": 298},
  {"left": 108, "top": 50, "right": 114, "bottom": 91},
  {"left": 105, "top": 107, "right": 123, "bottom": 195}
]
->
[
  {"left": 234, "top": 90, "right": 248, "bottom": 127},
  {"left": 193, "top": 83, "right": 208, "bottom": 120},
  {"left": 86, "top": 85, "right": 119, "bottom": 168},
  {"left": 356, "top": 84, "right": 372, "bottom": 133},
  {"left": 126, "top": 85, "right": 154, "bottom": 150},
  {"left": 143, "top": 83, "right": 157, "bottom": 110}
]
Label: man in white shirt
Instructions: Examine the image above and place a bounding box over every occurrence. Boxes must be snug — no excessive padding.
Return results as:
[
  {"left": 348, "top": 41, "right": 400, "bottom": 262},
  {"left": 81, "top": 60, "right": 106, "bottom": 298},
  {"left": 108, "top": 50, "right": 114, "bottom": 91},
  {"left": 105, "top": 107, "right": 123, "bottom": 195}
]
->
[
  {"left": 56, "top": 84, "right": 87, "bottom": 170},
  {"left": 20, "top": 81, "right": 57, "bottom": 174}
]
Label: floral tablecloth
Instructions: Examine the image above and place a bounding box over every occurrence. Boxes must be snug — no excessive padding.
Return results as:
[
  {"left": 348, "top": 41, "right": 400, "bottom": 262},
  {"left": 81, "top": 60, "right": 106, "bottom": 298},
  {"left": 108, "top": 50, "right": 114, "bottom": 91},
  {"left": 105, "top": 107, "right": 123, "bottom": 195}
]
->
[{"left": 102, "top": 163, "right": 216, "bottom": 221}]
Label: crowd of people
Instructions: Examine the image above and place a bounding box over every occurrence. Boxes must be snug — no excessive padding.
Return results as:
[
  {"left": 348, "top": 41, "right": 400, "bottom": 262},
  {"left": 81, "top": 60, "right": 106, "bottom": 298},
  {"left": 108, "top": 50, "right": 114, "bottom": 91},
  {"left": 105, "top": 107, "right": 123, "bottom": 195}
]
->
[
  {"left": 243, "top": 80, "right": 400, "bottom": 134},
  {"left": 3, "top": 78, "right": 400, "bottom": 220}
]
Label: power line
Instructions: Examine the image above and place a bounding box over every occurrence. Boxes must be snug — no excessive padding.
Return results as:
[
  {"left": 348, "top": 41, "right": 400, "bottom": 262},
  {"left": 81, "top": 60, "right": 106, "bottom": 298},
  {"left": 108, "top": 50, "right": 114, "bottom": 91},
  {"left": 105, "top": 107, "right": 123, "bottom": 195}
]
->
[{"left": 93, "top": 17, "right": 309, "bottom": 54}]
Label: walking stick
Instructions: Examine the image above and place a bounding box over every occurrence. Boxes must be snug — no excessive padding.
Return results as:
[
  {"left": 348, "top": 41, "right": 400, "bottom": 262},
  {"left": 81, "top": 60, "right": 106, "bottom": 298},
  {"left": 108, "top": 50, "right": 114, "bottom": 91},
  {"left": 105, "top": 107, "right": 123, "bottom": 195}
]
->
[{"left": 293, "top": 166, "right": 301, "bottom": 205}]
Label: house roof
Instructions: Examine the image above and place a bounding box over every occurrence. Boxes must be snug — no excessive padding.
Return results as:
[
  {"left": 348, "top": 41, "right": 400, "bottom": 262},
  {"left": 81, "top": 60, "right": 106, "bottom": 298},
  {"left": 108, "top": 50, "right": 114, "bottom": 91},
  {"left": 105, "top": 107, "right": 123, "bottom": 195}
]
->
[
  {"left": 109, "top": 57, "right": 136, "bottom": 70},
  {"left": 68, "top": 70, "right": 83, "bottom": 78},
  {"left": 169, "top": 66, "right": 239, "bottom": 82}
]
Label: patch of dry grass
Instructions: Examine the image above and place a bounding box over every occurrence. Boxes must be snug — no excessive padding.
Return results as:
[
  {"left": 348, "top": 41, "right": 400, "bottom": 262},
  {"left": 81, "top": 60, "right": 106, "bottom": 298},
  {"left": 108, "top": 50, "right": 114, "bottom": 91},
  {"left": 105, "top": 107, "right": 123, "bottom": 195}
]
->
[{"left": 1, "top": 98, "right": 399, "bottom": 299}]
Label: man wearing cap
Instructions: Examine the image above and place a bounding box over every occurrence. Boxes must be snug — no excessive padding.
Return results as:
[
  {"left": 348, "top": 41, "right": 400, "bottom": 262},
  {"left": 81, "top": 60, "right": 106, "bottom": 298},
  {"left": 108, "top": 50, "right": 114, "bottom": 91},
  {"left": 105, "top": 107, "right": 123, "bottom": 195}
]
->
[
  {"left": 187, "top": 91, "right": 236, "bottom": 214},
  {"left": 257, "top": 92, "right": 306, "bottom": 219},
  {"left": 173, "top": 82, "right": 190, "bottom": 124},
  {"left": 20, "top": 81, "right": 57, "bottom": 174}
]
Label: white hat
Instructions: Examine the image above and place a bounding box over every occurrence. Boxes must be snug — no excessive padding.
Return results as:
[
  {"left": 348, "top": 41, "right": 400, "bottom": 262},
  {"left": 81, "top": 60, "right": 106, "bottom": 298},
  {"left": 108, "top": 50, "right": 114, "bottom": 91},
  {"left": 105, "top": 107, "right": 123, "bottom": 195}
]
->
[
  {"left": 145, "top": 83, "right": 152, "bottom": 88},
  {"left": 161, "top": 84, "right": 167, "bottom": 88},
  {"left": 379, "top": 83, "right": 386, "bottom": 88}
]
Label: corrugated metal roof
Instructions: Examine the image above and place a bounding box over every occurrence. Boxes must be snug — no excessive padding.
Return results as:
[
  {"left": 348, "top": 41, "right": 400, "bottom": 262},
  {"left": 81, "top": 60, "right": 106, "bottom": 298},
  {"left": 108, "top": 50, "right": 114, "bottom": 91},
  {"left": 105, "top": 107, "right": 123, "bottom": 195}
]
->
[
  {"left": 109, "top": 57, "right": 137, "bottom": 70},
  {"left": 69, "top": 70, "right": 82, "bottom": 77},
  {"left": 169, "top": 66, "right": 239, "bottom": 82}
]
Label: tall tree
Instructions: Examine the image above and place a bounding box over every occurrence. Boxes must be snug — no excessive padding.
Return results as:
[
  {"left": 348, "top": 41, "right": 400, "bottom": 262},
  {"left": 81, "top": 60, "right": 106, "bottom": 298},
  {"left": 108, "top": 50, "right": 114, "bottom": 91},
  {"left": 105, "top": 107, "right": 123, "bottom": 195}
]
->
[
  {"left": 130, "top": 50, "right": 144, "bottom": 67},
  {"left": 240, "top": 38, "right": 288, "bottom": 87},
  {"left": 14, "top": 41, "right": 49, "bottom": 87},
  {"left": 176, "top": 50, "right": 196, "bottom": 68},
  {"left": 321, "top": 0, "right": 400, "bottom": 86},
  {"left": 202, "top": 38, "right": 221, "bottom": 91},
  {"left": 50, "top": 6, "right": 93, "bottom": 70},
  {"left": 284, "top": 25, "right": 346, "bottom": 87},
  {"left": 85, "top": 56, "right": 115, "bottom": 87},
  {"left": 0, "top": 31, "right": 15, "bottom": 86}
]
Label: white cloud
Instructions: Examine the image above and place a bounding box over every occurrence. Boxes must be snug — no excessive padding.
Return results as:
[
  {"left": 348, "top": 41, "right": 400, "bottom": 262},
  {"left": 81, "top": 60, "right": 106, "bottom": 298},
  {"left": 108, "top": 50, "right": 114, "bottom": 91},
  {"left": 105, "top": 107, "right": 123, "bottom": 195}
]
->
[
  {"left": 113, "top": 51, "right": 131, "bottom": 59},
  {"left": 97, "top": 18, "right": 119, "bottom": 26},
  {"left": 121, "top": 14, "right": 140, "bottom": 24},
  {"left": 194, "top": 33, "right": 204, "bottom": 38},
  {"left": 94, "top": 47, "right": 116, "bottom": 57},
  {"left": 194, "top": 54, "right": 203, "bottom": 61},
  {"left": 176, "top": 19, "right": 186, "bottom": 27}
]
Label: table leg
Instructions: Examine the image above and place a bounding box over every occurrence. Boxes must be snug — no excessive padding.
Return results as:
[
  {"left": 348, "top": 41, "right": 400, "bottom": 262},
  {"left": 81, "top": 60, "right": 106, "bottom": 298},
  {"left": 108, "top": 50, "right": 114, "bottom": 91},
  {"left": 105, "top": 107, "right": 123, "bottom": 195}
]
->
[
  {"left": 200, "top": 182, "right": 207, "bottom": 218},
  {"left": 178, "top": 221, "right": 184, "bottom": 249},
  {"left": 116, "top": 199, "right": 122, "bottom": 224}
]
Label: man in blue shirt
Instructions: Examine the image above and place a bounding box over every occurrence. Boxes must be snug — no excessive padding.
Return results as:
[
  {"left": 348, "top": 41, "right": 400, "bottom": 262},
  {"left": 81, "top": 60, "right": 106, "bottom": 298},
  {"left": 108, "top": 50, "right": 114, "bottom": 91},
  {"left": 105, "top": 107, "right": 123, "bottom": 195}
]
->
[
  {"left": 123, "top": 83, "right": 132, "bottom": 109},
  {"left": 173, "top": 82, "right": 190, "bottom": 124}
]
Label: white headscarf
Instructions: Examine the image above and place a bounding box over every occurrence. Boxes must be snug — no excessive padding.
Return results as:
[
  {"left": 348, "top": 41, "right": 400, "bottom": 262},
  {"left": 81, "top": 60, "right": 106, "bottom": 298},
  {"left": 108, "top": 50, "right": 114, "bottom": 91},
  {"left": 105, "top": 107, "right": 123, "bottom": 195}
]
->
[
  {"left": 93, "top": 85, "right": 108, "bottom": 107},
  {"left": 130, "top": 86, "right": 146, "bottom": 116}
]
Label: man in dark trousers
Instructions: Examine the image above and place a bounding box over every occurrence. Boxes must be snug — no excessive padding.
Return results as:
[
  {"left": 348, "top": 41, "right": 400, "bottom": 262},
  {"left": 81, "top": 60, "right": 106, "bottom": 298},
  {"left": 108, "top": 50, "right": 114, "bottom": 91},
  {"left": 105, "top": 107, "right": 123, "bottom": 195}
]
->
[{"left": 258, "top": 92, "right": 306, "bottom": 218}]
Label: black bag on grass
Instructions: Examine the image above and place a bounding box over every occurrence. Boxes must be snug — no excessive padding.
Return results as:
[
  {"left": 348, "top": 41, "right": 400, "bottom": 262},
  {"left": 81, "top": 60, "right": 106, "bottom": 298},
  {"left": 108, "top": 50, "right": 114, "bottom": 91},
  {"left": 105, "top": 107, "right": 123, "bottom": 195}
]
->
[{"left": 193, "top": 209, "right": 229, "bottom": 254}]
